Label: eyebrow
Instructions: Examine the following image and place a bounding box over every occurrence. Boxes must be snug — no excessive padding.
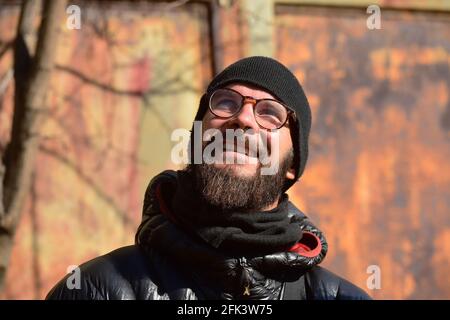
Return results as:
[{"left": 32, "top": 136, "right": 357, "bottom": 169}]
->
[{"left": 225, "top": 86, "right": 275, "bottom": 100}]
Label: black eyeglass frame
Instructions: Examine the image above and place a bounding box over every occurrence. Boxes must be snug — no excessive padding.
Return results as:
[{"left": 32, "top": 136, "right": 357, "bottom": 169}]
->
[{"left": 207, "top": 87, "right": 296, "bottom": 130}]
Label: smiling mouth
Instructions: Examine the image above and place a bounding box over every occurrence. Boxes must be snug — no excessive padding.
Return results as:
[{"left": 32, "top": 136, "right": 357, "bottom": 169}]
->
[{"left": 223, "top": 143, "right": 258, "bottom": 158}]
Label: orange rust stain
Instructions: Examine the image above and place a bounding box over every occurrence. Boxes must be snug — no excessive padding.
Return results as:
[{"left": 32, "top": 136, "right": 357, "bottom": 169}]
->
[
  {"left": 432, "top": 229, "right": 450, "bottom": 295},
  {"left": 280, "top": 6, "right": 450, "bottom": 299},
  {"left": 371, "top": 47, "right": 450, "bottom": 82}
]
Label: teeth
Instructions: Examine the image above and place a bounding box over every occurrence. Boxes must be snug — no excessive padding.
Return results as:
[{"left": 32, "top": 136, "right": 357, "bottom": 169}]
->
[
  {"left": 223, "top": 144, "right": 261, "bottom": 158},
  {"left": 224, "top": 143, "right": 248, "bottom": 156}
]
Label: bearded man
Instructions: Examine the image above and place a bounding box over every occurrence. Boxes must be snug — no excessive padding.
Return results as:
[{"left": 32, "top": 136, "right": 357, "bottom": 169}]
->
[{"left": 47, "top": 56, "right": 371, "bottom": 300}]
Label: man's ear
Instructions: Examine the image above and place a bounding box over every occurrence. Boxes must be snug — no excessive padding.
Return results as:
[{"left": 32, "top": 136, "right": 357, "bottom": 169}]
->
[{"left": 285, "top": 166, "right": 295, "bottom": 180}]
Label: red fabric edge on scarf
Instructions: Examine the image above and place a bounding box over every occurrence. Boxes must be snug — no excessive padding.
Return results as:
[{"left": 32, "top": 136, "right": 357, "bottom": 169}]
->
[{"left": 289, "top": 231, "right": 322, "bottom": 258}]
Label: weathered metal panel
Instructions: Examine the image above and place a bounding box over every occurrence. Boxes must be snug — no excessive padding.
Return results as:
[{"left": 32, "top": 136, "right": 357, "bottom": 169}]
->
[
  {"left": 276, "top": 5, "right": 450, "bottom": 299},
  {"left": 277, "top": 0, "right": 450, "bottom": 12}
]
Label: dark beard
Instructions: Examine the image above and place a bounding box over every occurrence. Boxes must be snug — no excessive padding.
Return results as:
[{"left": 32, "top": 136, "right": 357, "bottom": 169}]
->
[{"left": 186, "top": 150, "right": 294, "bottom": 213}]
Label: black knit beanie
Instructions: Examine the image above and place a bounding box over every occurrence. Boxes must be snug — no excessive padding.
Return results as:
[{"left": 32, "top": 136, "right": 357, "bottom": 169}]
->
[{"left": 191, "top": 56, "right": 311, "bottom": 191}]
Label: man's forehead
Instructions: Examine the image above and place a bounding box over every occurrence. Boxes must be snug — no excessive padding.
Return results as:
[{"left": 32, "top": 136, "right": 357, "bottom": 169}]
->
[{"left": 223, "top": 83, "right": 276, "bottom": 100}]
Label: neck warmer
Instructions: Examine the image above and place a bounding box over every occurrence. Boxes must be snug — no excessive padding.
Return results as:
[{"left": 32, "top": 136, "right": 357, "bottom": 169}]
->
[
  {"left": 169, "top": 170, "right": 303, "bottom": 257},
  {"left": 135, "top": 170, "right": 328, "bottom": 299}
]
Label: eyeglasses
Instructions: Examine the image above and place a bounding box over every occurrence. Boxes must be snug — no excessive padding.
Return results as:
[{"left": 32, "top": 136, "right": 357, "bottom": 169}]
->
[{"left": 208, "top": 88, "right": 295, "bottom": 130}]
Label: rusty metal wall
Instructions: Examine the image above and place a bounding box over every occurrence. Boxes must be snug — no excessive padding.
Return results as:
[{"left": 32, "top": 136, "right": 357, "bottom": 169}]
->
[{"left": 276, "top": 5, "right": 450, "bottom": 299}]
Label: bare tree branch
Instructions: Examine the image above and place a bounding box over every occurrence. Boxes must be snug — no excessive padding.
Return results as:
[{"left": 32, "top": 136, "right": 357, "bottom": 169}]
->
[
  {"left": 30, "top": 170, "right": 42, "bottom": 299},
  {"left": 0, "top": 69, "right": 13, "bottom": 101},
  {"left": 0, "top": 0, "right": 67, "bottom": 292},
  {"left": 161, "top": 0, "right": 191, "bottom": 11},
  {"left": 39, "top": 145, "right": 134, "bottom": 228},
  {"left": 55, "top": 64, "right": 145, "bottom": 97},
  {"left": 0, "top": 41, "right": 13, "bottom": 62}
]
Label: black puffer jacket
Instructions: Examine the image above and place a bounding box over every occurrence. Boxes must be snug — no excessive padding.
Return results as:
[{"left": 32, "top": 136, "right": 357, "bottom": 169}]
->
[{"left": 46, "top": 172, "right": 371, "bottom": 300}]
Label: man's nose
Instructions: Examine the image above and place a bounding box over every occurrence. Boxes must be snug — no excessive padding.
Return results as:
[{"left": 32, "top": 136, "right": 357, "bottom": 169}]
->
[{"left": 227, "top": 102, "right": 260, "bottom": 132}]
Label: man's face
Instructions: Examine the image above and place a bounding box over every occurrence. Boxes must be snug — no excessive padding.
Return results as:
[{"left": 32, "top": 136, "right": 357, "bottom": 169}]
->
[
  {"left": 201, "top": 83, "right": 295, "bottom": 180},
  {"left": 187, "top": 83, "right": 296, "bottom": 212}
]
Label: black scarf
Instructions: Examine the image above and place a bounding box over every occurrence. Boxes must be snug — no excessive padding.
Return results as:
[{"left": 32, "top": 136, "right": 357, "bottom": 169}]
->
[{"left": 168, "top": 170, "right": 303, "bottom": 257}]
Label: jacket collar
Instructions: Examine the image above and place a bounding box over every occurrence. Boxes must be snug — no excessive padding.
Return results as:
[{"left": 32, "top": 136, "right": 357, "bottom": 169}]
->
[{"left": 135, "top": 170, "right": 328, "bottom": 299}]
